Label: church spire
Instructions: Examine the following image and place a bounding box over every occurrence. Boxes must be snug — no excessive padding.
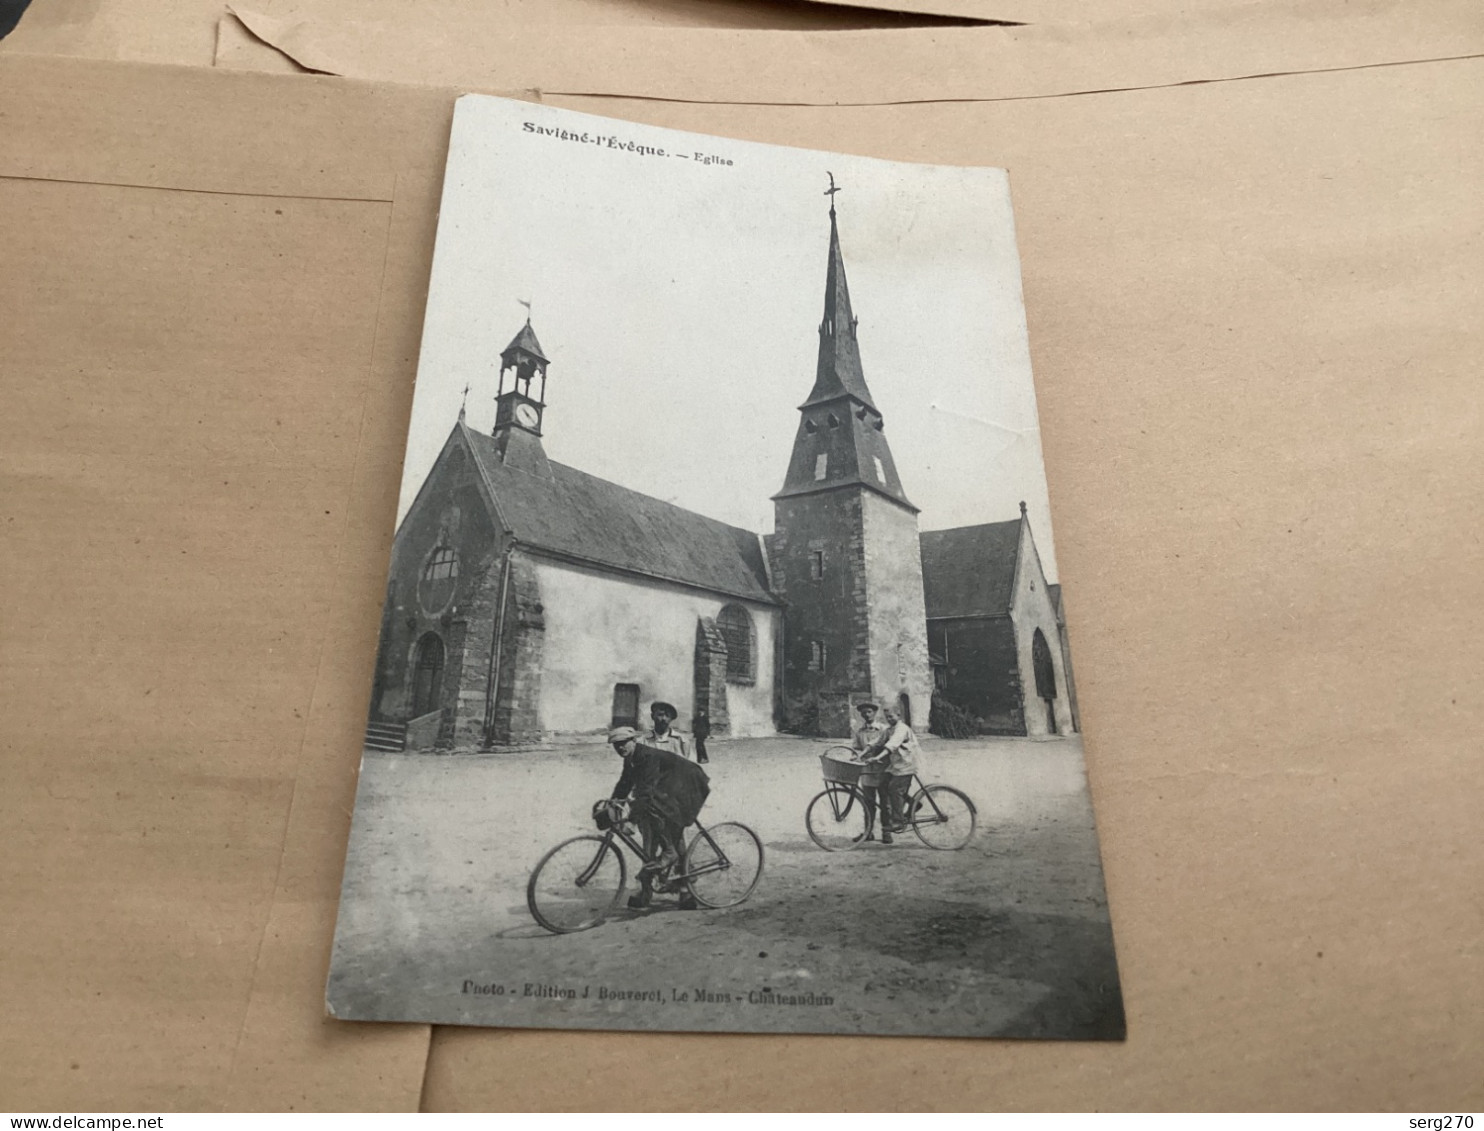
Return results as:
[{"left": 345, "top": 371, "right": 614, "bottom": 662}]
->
[
  {"left": 804, "top": 175, "right": 877, "bottom": 412},
  {"left": 774, "top": 179, "right": 913, "bottom": 512}
]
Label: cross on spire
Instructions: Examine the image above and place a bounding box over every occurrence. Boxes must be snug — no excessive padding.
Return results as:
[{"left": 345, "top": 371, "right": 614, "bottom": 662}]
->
[
  {"left": 517, "top": 297, "right": 532, "bottom": 322},
  {"left": 458, "top": 383, "right": 469, "bottom": 422},
  {"left": 824, "top": 171, "right": 841, "bottom": 217}
]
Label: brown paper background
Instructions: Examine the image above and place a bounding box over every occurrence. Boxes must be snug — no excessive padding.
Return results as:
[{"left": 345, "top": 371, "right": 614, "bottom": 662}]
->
[
  {"left": 210, "top": 0, "right": 1481, "bottom": 105},
  {"left": 2, "top": 0, "right": 1482, "bottom": 1109},
  {"left": 0, "top": 0, "right": 982, "bottom": 70}
]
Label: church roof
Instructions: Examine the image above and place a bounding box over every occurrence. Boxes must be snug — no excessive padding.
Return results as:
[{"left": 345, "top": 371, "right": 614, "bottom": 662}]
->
[
  {"left": 501, "top": 319, "right": 547, "bottom": 363},
  {"left": 803, "top": 208, "right": 879, "bottom": 412},
  {"left": 919, "top": 519, "right": 1023, "bottom": 618},
  {"left": 461, "top": 425, "right": 776, "bottom": 604}
]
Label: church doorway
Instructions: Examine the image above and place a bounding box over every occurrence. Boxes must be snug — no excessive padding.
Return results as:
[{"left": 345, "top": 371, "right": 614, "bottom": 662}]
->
[
  {"left": 1032, "top": 628, "right": 1058, "bottom": 735},
  {"left": 412, "top": 633, "right": 445, "bottom": 718}
]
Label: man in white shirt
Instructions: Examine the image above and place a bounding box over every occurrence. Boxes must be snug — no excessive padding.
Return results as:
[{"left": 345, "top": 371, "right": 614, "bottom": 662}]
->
[
  {"left": 851, "top": 701, "right": 888, "bottom": 841},
  {"left": 865, "top": 703, "right": 920, "bottom": 842},
  {"left": 640, "top": 700, "right": 693, "bottom": 760}
]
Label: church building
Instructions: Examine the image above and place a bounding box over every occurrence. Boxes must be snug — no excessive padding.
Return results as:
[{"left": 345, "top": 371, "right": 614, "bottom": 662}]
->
[{"left": 364, "top": 195, "right": 1073, "bottom": 752}]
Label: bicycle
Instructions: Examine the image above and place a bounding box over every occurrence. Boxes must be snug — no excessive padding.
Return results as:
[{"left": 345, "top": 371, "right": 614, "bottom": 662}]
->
[
  {"left": 805, "top": 746, "right": 976, "bottom": 852},
  {"left": 527, "top": 799, "right": 764, "bottom": 933}
]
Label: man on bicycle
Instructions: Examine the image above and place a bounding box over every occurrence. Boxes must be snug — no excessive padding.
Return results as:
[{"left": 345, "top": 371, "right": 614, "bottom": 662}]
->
[
  {"left": 608, "top": 726, "right": 710, "bottom": 910},
  {"left": 863, "top": 703, "right": 920, "bottom": 844}
]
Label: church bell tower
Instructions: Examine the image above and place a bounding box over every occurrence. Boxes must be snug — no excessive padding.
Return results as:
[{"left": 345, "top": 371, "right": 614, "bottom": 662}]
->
[
  {"left": 490, "top": 316, "right": 553, "bottom": 478},
  {"left": 771, "top": 178, "right": 932, "bottom": 737}
]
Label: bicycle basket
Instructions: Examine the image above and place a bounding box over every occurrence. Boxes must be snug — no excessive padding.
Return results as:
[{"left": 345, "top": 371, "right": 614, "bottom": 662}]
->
[
  {"left": 591, "top": 799, "right": 624, "bottom": 830},
  {"left": 819, "top": 752, "right": 864, "bottom": 785}
]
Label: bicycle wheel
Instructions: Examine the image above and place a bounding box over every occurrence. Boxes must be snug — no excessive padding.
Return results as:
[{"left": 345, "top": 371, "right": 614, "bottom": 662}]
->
[
  {"left": 527, "top": 835, "right": 627, "bottom": 933},
  {"left": 909, "top": 785, "right": 976, "bottom": 850},
  {"left": 806, "top": 784, "right": 871, "bottom": 852},
  {"left": 683, "top": 822, "right": 764, "bottom": 908}
]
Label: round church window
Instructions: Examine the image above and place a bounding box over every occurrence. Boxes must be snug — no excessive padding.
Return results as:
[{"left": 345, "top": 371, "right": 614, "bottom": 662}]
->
[{"left": 418, "top": 545, "right": 459, "bottom": 615}]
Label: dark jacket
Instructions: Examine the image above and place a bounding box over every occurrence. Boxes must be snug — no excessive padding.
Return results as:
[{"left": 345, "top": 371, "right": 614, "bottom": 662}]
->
[{"left": 614, "top": 743, "right": 710, "bottom": 827}]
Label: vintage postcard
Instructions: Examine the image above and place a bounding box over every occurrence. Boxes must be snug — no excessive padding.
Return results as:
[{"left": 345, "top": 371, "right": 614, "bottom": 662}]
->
[{"left": 327, "top": 94, "right": 1124, "bottom": 1039}]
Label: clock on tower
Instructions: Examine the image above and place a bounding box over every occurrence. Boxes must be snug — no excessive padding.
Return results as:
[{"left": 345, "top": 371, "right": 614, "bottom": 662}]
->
[
  {"left": 492, "top": 317, "right": 548, "bottom": 437},
  {"left": 489, "top": 316, "right": 554, "bottom": 478}
]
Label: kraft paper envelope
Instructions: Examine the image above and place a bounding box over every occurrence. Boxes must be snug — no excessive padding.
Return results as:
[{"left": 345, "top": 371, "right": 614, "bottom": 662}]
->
[
  {"left": 0, "top": 0, "right": 976, "bottom": 73},
  {"left": 211, "top": 0, "right": 1478, "bottom": 102},
  {"left": 3, "top": 0, "right": 1482, "bottom": 1109}
]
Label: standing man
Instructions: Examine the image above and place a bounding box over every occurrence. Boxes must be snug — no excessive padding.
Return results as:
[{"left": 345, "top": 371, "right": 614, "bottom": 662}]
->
[
  {"left": 691, "top": 711, "right": 711, "bottom": 765},
  {"left": 851, "top": 701, "right": 887, "bottom": 840},
  {"left": 641, "top": 701, "right": 693, "bottom": 760},
  {"left": 865, "top": 702, "right": 921, "bottom": 845}
]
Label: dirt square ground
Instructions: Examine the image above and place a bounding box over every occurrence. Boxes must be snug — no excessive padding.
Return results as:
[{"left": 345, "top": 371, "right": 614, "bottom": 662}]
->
[{"left": 327, "top": 733, "right": 1123, "bottom": 1039}]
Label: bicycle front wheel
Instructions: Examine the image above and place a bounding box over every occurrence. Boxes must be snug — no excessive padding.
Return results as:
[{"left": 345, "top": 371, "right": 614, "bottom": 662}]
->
[
  {"left": 527, "top": 835, "right": 627, "bottom": 933},
  {"left": 910, "top": 785, "right": 976, "bottom": 850},
  {"left": 805, "top": 784, "right": 871, "bottom": 851},
  {"left": 684, "top": 822, "right": 764, "bottom": 908}
]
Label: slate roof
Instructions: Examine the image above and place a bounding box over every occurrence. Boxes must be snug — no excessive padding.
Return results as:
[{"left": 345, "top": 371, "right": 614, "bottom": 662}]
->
[
  {"left": 502, "top": 320, "right": 547, "bottom": 363},
  {"left": 803, "top": 209, "right": 878, "bottom": 412},
  {"left": 462, "top": 425, "right": 776, "bottom": 604},
  {"left": 919, "top": 519, "right": 1023, "bottom": 619}
]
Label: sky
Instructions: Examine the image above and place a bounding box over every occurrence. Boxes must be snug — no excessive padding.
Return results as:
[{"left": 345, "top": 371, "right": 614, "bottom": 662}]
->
[{"left": 399, "top": 95, "right": 1059, "bottom": 581}]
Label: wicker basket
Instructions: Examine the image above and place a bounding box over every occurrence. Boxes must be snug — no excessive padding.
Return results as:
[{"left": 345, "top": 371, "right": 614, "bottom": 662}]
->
[{"left": 820, "top": 752, "right": 887, "bottom": 787}]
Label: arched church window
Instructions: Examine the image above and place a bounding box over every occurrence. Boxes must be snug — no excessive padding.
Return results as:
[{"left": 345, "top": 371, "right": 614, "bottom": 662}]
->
[
  {"left": 411, "top": 633, "right": 445, "bottom": 718},
  {"left": 717, "top": 604, "right": 755, "bottom": 683},
  {"left": 418, "top": 545, "right": 458, "bottom": 614},
  {"left": 1032, "top": 628, "right": 1057, "bottom": 702},
  {"left": 804, "top": 418, "right": 818, "bottom": 434},
  {"left": 827, "top": 413, "right": 840, "bottom": 428}
]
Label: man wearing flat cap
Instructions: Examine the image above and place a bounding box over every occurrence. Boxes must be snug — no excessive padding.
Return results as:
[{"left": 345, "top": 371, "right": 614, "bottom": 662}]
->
[
  {"left": 608, "top": 726, "right": 711, "bottom": 910},
  {"left": 851, "top": 701, "right": 889, "bottom": 842},
  {"left": 640, "top": 700, "right": 694, "bottom": 761}
]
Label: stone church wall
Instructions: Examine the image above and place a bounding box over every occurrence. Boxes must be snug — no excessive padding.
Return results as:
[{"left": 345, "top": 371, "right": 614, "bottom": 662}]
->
[
  {"left": 772, "top": 491, "right": 872, "bottom": 737},
  {"left": 1008, "top": 526, "right": 1075, "bottom": 736},
  {"left": 489, "top": 553, "right": 545, "bottom": 745},
  {"left": 859, "top": 491, "right": 933, "bottom": 731},
  {"left": 371, "top": 440, "right": 500, "bottom": 737},
  {"left": 530, "top": 557, "right": 778, "bottom": 739},
  {"left": 927, "top": 616, "right": 1024, "bottom": 734}
]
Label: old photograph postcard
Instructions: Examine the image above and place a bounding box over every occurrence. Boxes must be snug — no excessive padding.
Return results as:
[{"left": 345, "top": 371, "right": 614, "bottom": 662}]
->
[{"left": 327, "top": 94, "right": 1124, "bottom": 1039}]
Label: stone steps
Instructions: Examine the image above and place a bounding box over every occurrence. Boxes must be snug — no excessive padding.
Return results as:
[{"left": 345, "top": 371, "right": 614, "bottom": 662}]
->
[{"left": 365, "top": 720, "right": 407, "bottom": 752}]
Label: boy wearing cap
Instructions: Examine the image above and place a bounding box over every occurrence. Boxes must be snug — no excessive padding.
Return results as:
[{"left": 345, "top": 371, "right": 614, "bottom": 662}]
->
[{"left": 865, "top": 704, "right": 921, "bottom": 841}]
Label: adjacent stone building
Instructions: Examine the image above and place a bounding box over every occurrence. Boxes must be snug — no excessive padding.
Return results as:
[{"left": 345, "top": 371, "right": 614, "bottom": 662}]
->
[
  {"left": 919, "top": 505, "right": 1080, "bottom": 736},
  {"left": 366, "top": 199, "right": 1074, "bottom": 751}
]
